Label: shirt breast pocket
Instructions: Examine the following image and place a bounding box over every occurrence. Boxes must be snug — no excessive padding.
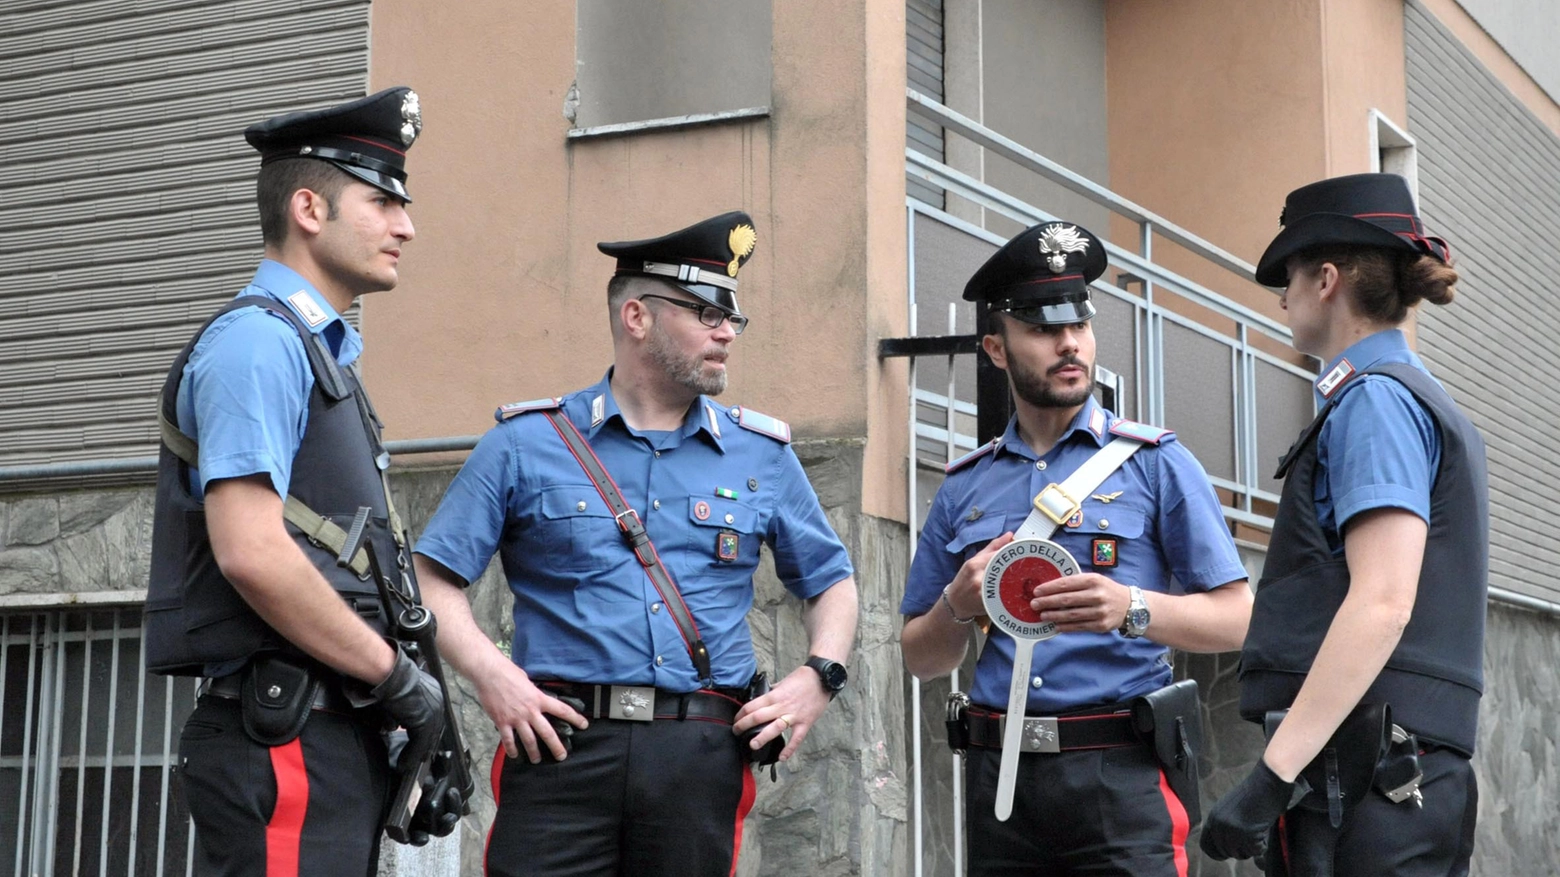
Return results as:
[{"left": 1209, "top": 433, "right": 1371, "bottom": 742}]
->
[
  {"left": 1072, "top": 503, "right": 1148, "bottom": 570},
  {"left": 686, "top": 496, "right": 760, "bottom": 575},
  {"left": 538, "top": 484, "right": 617, "bottom": 573},
  {"left": 945, "top": 514, "right": 1008, "bottom": 559}
]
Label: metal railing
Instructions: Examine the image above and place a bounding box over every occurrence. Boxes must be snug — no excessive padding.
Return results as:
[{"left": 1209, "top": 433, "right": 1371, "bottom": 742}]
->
[{"left": 905, "top": 89, "right": 1313, "bottom": 525}]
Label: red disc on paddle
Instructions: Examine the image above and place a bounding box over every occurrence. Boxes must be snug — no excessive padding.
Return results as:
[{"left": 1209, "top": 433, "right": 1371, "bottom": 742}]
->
[{"left": 998, "top": 556, "right": 1063, "bottom": 624}]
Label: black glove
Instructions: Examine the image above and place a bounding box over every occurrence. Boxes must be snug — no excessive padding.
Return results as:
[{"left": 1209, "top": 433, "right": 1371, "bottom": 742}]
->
[
  {"left": 405, "top": 763, "right": 466, "bottom": 845},
  {"left": 1201, "top": 759, "right": 1299, "bottom": 862},
  {"left": 547, "top": 696, "right": 587, "bottom": 756},
  {"left": 373, "top": 646, "right": 446, "bottom": 776}
]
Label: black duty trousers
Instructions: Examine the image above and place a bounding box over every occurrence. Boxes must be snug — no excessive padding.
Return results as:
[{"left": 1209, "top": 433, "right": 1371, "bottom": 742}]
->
[
  {"left": 179, "top": 696, "right": 390, "bottom": 877},
  {"left": 1271, "top": 747, "right": 1477, "bottom": 877},
  {"left": 964, "top": 742, "right": 1193, "bottom": 877},
  {"left": 484, "top": 713, "right": 756, "bottom": 877}
]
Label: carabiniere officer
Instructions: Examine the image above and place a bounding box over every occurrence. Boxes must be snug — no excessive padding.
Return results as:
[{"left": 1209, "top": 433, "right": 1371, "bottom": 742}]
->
[
  {"left": 899, "top": 220, "right": 1254, "bottom": 875},
  {"left": 414, "top": 211, "right": 860, "bottom": 877},
  {"left": 144, "top": 88, "right": 449, "bottom": 874}
]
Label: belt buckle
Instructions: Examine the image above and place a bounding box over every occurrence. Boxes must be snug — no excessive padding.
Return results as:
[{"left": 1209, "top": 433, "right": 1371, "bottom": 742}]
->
[
  {"left": 1033, "top": 484, "right": 1080, "bottom": 527},
  {"left": 607, "top": 685, "right": 656, "bottom": 722},
  {"left": 998, "top": 715, "right": 1061, "bottom": 753}
]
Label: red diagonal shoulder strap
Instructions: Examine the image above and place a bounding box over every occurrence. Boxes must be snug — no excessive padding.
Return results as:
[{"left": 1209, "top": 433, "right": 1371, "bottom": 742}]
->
[{"left": 541, "top": 410, "right": 714, "bottom": 685}]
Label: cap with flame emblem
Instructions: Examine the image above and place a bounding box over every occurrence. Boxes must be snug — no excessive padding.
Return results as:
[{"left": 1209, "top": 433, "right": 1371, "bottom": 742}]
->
[
  {"left": 963, "top": 221, "right": 1106, "bottom": 325},
  {"left": 597, "top": 211, "right": 757, "bottom": 316}
]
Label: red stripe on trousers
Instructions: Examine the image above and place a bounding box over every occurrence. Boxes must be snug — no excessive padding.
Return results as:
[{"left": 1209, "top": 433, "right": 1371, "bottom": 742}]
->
[
  {"left": 484, "top": 747, "right": 507, "bottom": 877},
  {"left": 1157, "top": 769, "right": 1190, "bottom": 877},
  {"left": 266, "top": 739, "right": 309, "bottom": 877},
  {"left": 727, "top": 765, "right": 758, "bottom": 877}
]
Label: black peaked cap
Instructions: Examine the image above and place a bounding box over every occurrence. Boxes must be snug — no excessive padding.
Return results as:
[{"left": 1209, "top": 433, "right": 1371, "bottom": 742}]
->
[
  {"left": 245, "top": 87, "right": 423, "bottom": 202},
  {"left": 598, "top": 211, "right": 757, "bottom": 315},
  {"left": 1255, "top": 173, "right": 1451, "bottom": 287},
  {"left": 963, "top": 221, "right": 1106, "bottom": 326}
]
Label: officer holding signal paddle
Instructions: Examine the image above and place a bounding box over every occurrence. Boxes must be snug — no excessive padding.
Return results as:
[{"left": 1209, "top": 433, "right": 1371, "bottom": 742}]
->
[{"left": 899, "top": 220, "right": 1253, "bottom": 875}]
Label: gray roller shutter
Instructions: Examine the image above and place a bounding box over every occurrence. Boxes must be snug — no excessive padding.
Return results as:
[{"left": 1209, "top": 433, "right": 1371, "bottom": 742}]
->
[
  {"left": 1405, "top": 1, "right": 1560, "bottom": 606},
  {"left": 0, "top": 0, "right": 370, "bottom": 471},
  {"left": 907, "top": 0, "right": 945, "bottom": 208}
]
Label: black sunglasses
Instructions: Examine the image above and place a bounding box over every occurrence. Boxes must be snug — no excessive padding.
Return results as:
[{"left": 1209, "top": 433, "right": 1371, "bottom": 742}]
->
[{"left": 638, "top": 294, "right": 749, "bottom": 335}]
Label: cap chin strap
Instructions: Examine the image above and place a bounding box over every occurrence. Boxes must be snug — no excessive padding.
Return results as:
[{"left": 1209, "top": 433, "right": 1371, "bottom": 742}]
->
[{"left": 636, "top": 261, "right": 739, "bottom": 293}]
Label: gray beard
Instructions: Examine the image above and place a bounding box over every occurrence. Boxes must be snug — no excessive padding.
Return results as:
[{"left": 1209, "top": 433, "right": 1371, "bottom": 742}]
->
[
  {"left": 648, "top": 322, "right": 727, "bottom": 397},
  {"left": 1008, "top": 354, "right": 1094, "bottom": 409}
]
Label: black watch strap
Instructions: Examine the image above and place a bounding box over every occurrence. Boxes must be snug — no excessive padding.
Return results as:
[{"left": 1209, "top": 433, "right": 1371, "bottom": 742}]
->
[{"left": 804, "top": 655, "right": 847, "bottom": 697}]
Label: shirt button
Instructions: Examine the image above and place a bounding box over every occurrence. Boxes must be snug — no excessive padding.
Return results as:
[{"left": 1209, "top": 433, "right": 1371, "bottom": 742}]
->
[
  {"left": 724, "top": 513, "right": 735, "bottom": 524},
  {"left": 576, "top": 501, "right": 587, "bottom": 512},
  {"left": 1036, "top": 461, "right": 1047, "bottom": 471},
  {"left": 1099, "top": 519, "right": 1110, "bottom": 529},
  {"left": 652, "top": 603, "right": 662, "bottom": 614},
  {"left": 655, "top": 655, "right": 664, "bottom": 666},
  {"left": 653, "top": 499, "right": 661, "bottom": 510},
  {"left": 1031, "top": 676, "right": 1044, "bottom": 689},
  {"left": 654, "top": 450, "right": 661, "bottom": 458}
]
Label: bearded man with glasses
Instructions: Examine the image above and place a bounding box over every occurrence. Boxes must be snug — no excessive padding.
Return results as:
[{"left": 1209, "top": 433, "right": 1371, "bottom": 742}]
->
[{"left": 412, "top": 211, "right": 859, "bottom": 876}]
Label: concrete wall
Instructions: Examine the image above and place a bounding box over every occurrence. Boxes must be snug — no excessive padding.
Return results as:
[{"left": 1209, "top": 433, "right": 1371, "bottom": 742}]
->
[
  {"left": 359, "top": 0, "right": 912, "bottom": 524},
  {"left": 1103, "top": 0, "right": 1406, "bottom": 324}
]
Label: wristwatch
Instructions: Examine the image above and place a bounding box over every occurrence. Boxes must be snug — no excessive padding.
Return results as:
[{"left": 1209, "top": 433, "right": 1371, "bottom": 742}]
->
[
  {"left": 1119, "top": 586, "right": 1151, "bottom": 638},
  {"left": 804, "top": 656, "right": 849, "bottom": 699}
]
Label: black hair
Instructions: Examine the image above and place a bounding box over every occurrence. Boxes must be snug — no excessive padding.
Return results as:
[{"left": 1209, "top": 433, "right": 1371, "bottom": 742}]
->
[{"left": 255, "top": 158, "right": 350, "bottom": 246}]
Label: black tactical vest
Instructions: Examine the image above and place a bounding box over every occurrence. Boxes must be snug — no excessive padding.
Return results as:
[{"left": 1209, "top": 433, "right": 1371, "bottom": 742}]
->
[
  {"left": 145, "top": 296, "right": 398, "bottom": 675},
  {"left": 1239, "top": 363, "right": 1488, "bottom": 755}
]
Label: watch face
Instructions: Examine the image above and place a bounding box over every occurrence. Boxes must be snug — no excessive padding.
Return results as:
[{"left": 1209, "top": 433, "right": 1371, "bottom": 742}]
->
[{"left": 816, "top": 660, "right": 848, "bottom": 690}]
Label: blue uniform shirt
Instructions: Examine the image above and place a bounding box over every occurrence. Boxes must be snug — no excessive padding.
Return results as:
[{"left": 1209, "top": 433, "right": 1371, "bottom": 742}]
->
[
  {"left": 414, "top": 373, "right": 855, "bottom": 692},
  {"left": 1314, "top": 328, "right": 1442, "bottom": 553},
  {"left": 176, "top": 260, "right": 361, "bottom": 499},
  {"left": 900, "top": 397, "right": 1247, "bottom": 713}
]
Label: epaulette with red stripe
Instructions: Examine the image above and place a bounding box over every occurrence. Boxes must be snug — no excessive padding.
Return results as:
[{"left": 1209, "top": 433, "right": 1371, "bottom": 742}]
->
[
  {"left": 1108, "top": 419, "right": 1173, "bottom": 445},
  {"left": 495, "top": 397, "right": 561, "bottom": 422},
  {"left": 945, "top": 439, "right": 998, "bottom": 474}
]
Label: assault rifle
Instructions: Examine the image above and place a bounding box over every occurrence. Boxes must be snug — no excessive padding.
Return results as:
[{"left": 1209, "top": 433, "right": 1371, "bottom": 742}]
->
[{"left": 339, "top": 506, "right": 475, "bottom": 845}]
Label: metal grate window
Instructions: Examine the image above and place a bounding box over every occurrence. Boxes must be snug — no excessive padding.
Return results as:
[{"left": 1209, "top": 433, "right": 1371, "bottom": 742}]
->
[{"left": 2, "top": 608, "right": 196, "bottom": 877}]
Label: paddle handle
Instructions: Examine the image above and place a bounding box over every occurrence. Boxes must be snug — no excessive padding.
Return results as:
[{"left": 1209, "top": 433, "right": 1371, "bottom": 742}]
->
[{"left": 994, "top": 638, "right": 1036, "bottom": 822}]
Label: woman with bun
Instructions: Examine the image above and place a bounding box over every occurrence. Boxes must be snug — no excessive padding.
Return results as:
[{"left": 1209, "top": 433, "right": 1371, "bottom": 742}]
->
[{"left": 1202, "top": 173, "right": 1487, "bottom": 876}]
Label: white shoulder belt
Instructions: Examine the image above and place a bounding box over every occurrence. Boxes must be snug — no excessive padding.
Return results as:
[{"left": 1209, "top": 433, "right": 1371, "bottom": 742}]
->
[{"left": 1012, "top": 436, "right": 1147, "bottom": 541}]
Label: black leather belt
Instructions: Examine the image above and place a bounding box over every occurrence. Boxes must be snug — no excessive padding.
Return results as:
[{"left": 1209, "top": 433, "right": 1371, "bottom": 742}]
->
[
  {"left": 966, "top": 705, "right": 1142, "bottom": 753},
  {"left": 541, "top": 682, "right": 746, "bottom": 724},
  {"left": 202, "top": 674, "right": 357, "bottom": 713}
]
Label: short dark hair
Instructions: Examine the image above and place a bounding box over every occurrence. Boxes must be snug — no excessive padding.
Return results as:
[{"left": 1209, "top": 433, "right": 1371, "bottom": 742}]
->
[
  {"left": 255, "top": 158, "right": 351, "bottom": 246},
  {"left": 1292, "top": 245, "right": 1458, "bottom": 323}
]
